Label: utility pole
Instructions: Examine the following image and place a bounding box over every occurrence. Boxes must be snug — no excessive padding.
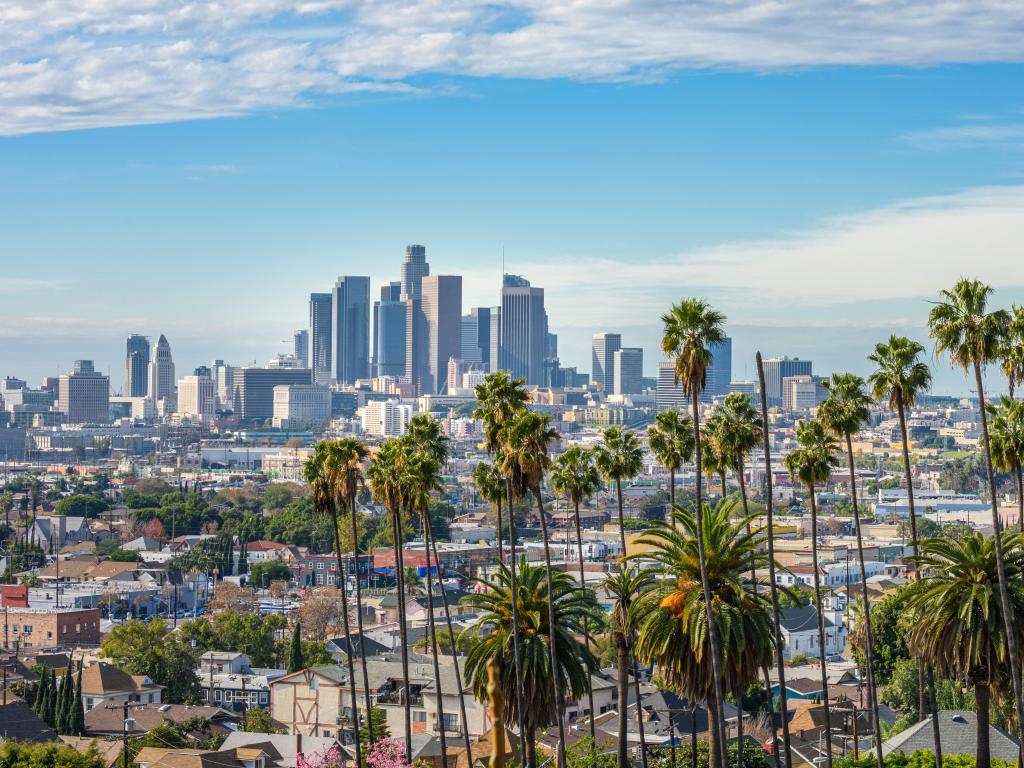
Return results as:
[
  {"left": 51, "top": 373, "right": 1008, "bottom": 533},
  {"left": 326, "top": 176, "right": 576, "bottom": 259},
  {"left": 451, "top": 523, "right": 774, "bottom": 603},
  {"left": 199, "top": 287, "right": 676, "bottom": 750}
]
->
[{"left": 107, "top": 701, "right": 144, "bottom": 768}]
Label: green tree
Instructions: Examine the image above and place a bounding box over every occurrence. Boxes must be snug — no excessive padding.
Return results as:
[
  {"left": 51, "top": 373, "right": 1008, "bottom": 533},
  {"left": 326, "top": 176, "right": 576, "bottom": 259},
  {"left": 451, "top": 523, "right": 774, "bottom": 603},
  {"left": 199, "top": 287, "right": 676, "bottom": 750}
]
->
[
  {"left": 69, "top": 663, "right": 85, "bottom": 736},
  {"left": 54, "top": 494, "right": 109, "bottom": 518},
  {"left": 1001, "top": 304, "right": 1024, "bottom": 399},
  {"left": 474, "top": 460, "right": 507, "bottom": 559},
  {"left": 0, "top": 740, "right": 109, "bottom": 767},
  {"left": 249, "top": 559, "right": 290, "bottom": 586},
  {"left": 289, "top": 621, "right": 304, "bottom": 673},
  {"left": 646, "top": 409, "right": 695, "bottom": 511},
  {"left": 987, "top": 396, "right": 1024, "bottom": 530},
  {"left": 100, "top": 619, "right": 203, "bottom": 703},
  {"left": 241, "top": 706, "right": 285, "bottom": 734}
]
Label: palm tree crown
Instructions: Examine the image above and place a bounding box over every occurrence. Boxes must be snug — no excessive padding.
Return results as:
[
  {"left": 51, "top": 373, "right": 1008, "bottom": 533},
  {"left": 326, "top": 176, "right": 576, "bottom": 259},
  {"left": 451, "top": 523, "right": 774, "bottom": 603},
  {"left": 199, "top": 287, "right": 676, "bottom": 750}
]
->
[
  {"left": 927, "top": 279, "right": 1009, "bottom": 372},
  {"left": 988, "top": 396, "right": 1024, "bottom": 477},
  {"left": 867, "top": 335, "right": 932, "bottom": 410},
  {"left": 819, "top": 373, "right": 873, "bottom": 441},
  {"left": 710, "top": 393, "right": 762, "bottom": 474},
  {"left": 594, "top": 427, "right": 644, "bottom": 489},
  {"left": 647, "top": 409, "right": 695, "bottom": 476},
  {"left": 784, "top": 419, "right": 839, "bottom": 489},
  {"left": 550, "top": 446, "right": 601, "bottom": 512},
  {"left": 474, "top": 371, "right": 530, "bottom": 454},
  {"left": 661, "top": 299, "right": 727, "bottom": 398},
  {"left": 498, "top": 410, "right": 559, "bottom": 502}
]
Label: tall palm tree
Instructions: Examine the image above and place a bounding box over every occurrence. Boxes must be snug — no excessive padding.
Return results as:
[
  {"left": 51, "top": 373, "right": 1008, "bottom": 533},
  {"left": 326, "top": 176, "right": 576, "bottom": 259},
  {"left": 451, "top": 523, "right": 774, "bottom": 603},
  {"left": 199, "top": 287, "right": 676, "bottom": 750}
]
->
[
  {"left": 661, "top": 297, "right": 729, "bottom": 768},
  {"left": 498, "top": 409, "right": 569, "bottom": 768},
  {"left": 784, "top": 419, "right": 839, "bottom": 768},
  {"left": 755, "top": 352, "right": 793, "bottom": 768},
  {"left": 594, "top": 426, "right": 649, "bottom": 768},
  {"left": 818, "top": 373, "right": 883, "bottom": 768},
  {"left": 462, "top": 558, "right": 598, "bottom": 768},
  {"left": 928, "top": 278, "right": 1024, "bottom": 745},
  {"left": 473, "top": 371, "right": 531, "bottom": 762},
  {"left": 604, "top": 565, "right": 654, "bottom": 768},
  {"left": 989, "top": 396, "right": 1024, "bottom": 530},
  {"left": 906, "top": 532, "right": 1024, "bottom": 768},
  {"left": 647, "top": 409, "right": 695, "bottom": 510},
  {"left": 550, "top": 445, "right": 602, "bottom": 744},
  {"left": 1002, "top": 305, "right": 1024, "bottom": 399},
  {"left": 474, "top": 460, "right": 506, "bottom": 563},
  {"left": 367, "top": 439, "right": 414, "bottom": 761},
  {"left": 700, "top": 422, "right": 728, "bottom": 503},
  {"left": 634, "top": 500, "right": 775, "bottom": 768},
  {"left": 303, "top": 442, "right": 363, "bottom": 768}
]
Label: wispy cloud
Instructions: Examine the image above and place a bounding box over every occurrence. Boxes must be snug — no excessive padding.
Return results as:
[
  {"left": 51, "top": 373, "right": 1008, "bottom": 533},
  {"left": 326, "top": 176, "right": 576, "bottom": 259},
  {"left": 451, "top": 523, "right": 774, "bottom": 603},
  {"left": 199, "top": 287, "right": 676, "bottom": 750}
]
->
[
  {"left": 0, "top": 277, "right": 69, "bottom": 293},
  {"left": 903, "top": 120, "right": 1024, "bottom": 151},
  {"left": 4, "top": 1, "right": 1024, "bottom": 136}
]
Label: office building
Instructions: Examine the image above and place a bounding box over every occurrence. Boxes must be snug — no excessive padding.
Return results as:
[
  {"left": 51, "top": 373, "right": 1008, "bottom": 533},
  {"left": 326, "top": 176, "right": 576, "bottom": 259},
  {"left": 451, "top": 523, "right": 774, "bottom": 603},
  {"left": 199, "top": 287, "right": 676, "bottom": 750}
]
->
[
  {"left": 125, "top": 334, "right": 149, "bottom": 397},
  {"left": 293, "top": 329, "right": 309, "bottom": 368},
  {"left": 762, "top": 356, "right": 813, "bottom": 406},
  {"left": 176, "top": 375, "right": 216, "bottom": 421},
  {"left": 421, "top": 275, "right": 462, "bottom": 394},
  {"left": 309, "top": 292, "right": 333, "bottom": 386},
  {"left": 234, "top": 367, "right": 312, "bottom": 425},
  {"left": 331, "top": 276, "right": 371, "bottom": 385},
  {"left": 272, "top": 384, "right": 331, "bottom": 430},
  {"left": 488, "top": 309, "right": 501, "bottom": 372},
  {"left": 147, "top": 334, "right": 176, "bottom": 407},
  {"left": 404, "top": 298, "right": 428, "bottom": 394},
  {"left": 461, "top": 307, "right": 493, "bottom": 367},
  {"left": 706, "top": 338, "right": 733, "bottom": 398},
  {"left": 210, "top": 360, "right": 235, "bottom": 411},
  {"left": 361, "top": 399, "right": 412, "bottom": 437},
  {"left": 592, "top": 333, "right": 622, "bottom": 393},
  {"left": 399, "top": 244, "right": 430, "bottom": 301},
  {"left": 613, "top": 347, "right": 643, "bottom": 395},
  {"left": 499, "top": 274, "right": 546, "bottom": 385},
  {"left": 58, "top": 360, "right": 110, "bottom": 424},
  {"left": 782, "top": 375, "right": 828, "bottom": 412},
  {"left": 374, "top": 283, "right": 407, "bottom": 378}
]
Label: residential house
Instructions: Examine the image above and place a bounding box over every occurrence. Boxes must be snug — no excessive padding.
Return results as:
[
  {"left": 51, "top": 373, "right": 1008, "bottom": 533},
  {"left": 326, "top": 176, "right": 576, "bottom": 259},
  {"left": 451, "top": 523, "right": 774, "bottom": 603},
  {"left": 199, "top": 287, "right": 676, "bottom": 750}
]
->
[
  {"left": 197, "top": 652, "right": 284, "bottom": 711},
  {"left": 81, "top": 661, "right": 164, "bottom": 710},
  {"left": 777, "top": 605, "right": 848, "bottom": 661},
  {"left": 84, "top": 702, "right": 238, "bottom": 737},
  {"left": 883, "top": 711, "right": 1020, "bottom": 761}
]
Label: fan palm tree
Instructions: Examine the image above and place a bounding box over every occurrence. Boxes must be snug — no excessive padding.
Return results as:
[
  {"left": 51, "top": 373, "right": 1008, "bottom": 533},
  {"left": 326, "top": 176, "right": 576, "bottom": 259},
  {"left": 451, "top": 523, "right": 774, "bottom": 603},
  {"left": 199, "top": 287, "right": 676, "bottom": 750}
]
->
[
  {"left": 647, "top": 409, "right": 695, "bottom": 510},
  {"left": 1002, "top": 305, "right": 1024, "bottom": 399},
  {"left": 473, "top": 371, "right": 530, "bottom": 759},
  {"left": 989, "top": 396, "right": 1024, "bottom": 530},
  {"left": 498, "top": 409, "right": 569, "bottom": 768},
  {"left": 550, "top": 445, "right": 602, "bottom": 744},
  {"left": 700, "top": 421, "right": 728, "bottom": 503},
  {"left": 474, "top": 460, "right": 507, "bottom": 563},
  {"left": 711, "top": 393, "right": 762, "bottom": 517},
  {"left": 818, "top": 373, "right": 883, "bottom": 768},
  {"left": 906, "top": 532, "right": 1024, "bottom": 768},
  {"left": 661, "top": 297, "right": 729, "bottom": 768},
  {"left": 633, "top": 500, "right": 775, "bottom": 768},
  {"left": 928, "top": 278, "right": 1024, "bottom": 744},
  {"left": 604, "top": 565, "right": 654, "bottom": 768},
  {"left": 367, "top": 439, "right": 414, "bottom": 760},
  {"left": 461, "top": 558, "right": 598, "bottom": 768},
  {"left": 783, "top": 419, "right": 839, "bottom": 768},
  {"left": 303, "top": 442, "right": 363, "bottom": 767}
]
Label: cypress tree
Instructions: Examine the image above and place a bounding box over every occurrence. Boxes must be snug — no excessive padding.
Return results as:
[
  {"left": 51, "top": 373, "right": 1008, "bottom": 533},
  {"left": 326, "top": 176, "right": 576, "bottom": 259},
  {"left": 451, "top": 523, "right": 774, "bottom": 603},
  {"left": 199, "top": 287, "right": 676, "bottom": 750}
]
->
[
  {"left": 56, "top": 659, "right": 73, "bottom": 734},
  {"left": 70, "top": 663, "right": 85, "bottom": 736},
  {"left": 288, "top": 621, "right": 304, "bottom": 673},
  {"left": 44, "top": 669, "right": 57, "bottom": 727},
  {"left": 33, "top": 669, "right": 48, "bottom": 716},
  {"left": 237, "top": 541, "right": 248, "bottom": 576}
]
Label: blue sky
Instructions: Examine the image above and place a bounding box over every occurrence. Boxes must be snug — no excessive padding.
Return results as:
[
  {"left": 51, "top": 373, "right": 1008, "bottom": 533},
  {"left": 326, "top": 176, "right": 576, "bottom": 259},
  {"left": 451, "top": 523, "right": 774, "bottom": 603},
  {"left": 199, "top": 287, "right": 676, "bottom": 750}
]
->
[{"left": 3, "top": 1, "right": 1024, "bottom": 394}]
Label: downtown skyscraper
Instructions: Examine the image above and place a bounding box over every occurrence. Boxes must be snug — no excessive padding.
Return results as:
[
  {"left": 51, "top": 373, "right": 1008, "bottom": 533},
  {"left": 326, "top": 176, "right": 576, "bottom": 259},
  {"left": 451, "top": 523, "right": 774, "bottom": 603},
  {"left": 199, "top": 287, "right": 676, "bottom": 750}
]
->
[
  {"left": 421, "top": 275, "right": 462, "bottom": 394},
  {"left": 125, "top": 333, "right": 149, "bottom": 397},
  {"left": 499, "top": 274, "right": 546, "bottom": 386},
  {"left": 309, "top": 292, "right": 333, "bottom": 386},
  {"left": 591, "top": 332, "right": 621, "bottom": 393},
  {"left": 399, "top": 244, "right": 430, "bottom": 301},
  {"left": 331, "top": 276, "right": 371, "bottom": 385},
  {"left": 147, "top": 334, "right": 176, "bottom": 407}
]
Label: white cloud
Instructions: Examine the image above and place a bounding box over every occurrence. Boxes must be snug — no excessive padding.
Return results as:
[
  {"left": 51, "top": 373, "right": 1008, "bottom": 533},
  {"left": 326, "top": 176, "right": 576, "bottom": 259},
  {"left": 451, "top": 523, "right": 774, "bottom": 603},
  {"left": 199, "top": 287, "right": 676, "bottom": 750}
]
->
[{"left": 3, "top": 1, "right": 1024, "bottom": 135}]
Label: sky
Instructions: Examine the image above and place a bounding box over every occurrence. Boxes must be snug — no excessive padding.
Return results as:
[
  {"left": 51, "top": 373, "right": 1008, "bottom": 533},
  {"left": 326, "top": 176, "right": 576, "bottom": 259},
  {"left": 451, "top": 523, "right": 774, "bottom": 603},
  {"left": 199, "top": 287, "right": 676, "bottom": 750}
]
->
[{"left": 3, "top": 1, "right": 1024, "bottom": 395}]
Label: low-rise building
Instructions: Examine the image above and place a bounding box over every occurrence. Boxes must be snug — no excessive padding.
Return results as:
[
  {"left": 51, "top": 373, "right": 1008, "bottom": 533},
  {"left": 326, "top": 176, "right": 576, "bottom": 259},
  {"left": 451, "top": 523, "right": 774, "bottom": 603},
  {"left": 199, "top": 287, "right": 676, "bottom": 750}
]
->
[{"left": 81, "top": 661, "right": 164, "bottom": 710}]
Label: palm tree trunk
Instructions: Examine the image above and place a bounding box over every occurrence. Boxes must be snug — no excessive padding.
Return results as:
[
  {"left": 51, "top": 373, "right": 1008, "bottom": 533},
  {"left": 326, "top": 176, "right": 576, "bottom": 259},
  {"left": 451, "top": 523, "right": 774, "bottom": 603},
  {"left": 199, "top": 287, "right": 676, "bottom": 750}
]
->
[
  {"left": 1017, "top": 462, "right": 1023, "bottom": 531},
  {"left": 533, "top": 489, "right": 567, "bottom": 768},
  {"left": 974, "top": 361, "right": 1024, "bottom": 756},
  {"left": 422, "top": 514, "right": 449, "bottom": 768},
  {"left": 928, "top": 668, "right": 944, "bottom": 768},
  {"left": 720, "top": 471, "right": 727, "bottom": 504},
  {"left": 616, "top": 635, "right": 630, "bottom": 768},
  {"left": 573, "top": 497, "right": 597, "bottom": 746},
  {"left": 330, "top": 506, "right": 362, "bottom": 768},
  {"left": 807, "top": 486, "right": 832, "bottom": 768},
  {"left": 707, "top": 685, "right": 721, "bottom": 768},
  {"left": 349, "top": 496, "right": 375, "bottom": 746},
  {"left": 506, "top": 479, "right": 528, "bottom": 768},
  {"left": 632, "top": 655, "right": 649, "bottom": 768},
  {"left": 616, "top": 478, "right": 627, "bottom": 557},
  {"left": 390, "top": 506, "right": 413, "bottom": 763},
  {"left": 690, "top": 701, "right": 698, "bottom": 768},
  {"left": 843, "top": 434, "right": 884, "bottom": 768},
  {"left": 428, "top": 519, "right": 473, "bottom": 768},
  {"left": 758, "top": 352, "right": 793, "bottom": 768},
  {"left": 692, "top": 390, "right": 728, "bottom": 768},
  {"left": 497, "top": 495, "right": 504, "bottom": 565},
  {"left": 976, "top": 681, "right": 991, "bottom": 768},
  {"left": 670, "top": 468, "right": 676, "bottom": 509}
]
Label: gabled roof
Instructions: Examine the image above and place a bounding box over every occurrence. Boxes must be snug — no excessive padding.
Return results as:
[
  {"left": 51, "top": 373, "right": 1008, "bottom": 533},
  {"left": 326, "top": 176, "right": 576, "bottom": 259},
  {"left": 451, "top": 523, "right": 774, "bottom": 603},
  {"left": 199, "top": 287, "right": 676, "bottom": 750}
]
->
[
  {"left": 883, "top": 711, "right": 1020, "bottom": 761},
  {"left": 0, "top": 701, "right": 55, "bottom": 743},
  {"left": 778, "top": 605, "right": 832, "bottom": 632}
]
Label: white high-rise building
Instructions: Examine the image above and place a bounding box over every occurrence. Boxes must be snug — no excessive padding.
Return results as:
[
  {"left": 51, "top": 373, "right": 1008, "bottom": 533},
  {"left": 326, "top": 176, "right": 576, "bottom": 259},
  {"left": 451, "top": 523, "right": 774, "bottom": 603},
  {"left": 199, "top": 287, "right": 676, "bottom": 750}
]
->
[
  {"left": 272, "top": 384, "right": 331, "bottom": 430},
  {"left": 58, "top": 360, "right": 110, "bottom": 424},
  {"left": 592, "top": 333, "right": 621, "bottom": 393},
  {"left": 360, "top": 399, "right": 412, "bottom": 437},
  {"left": 176, "top": 375, "right": 216, "bottom": 421},
  {"left": 613, "top": 347, "right": 643, "bottom": 395},
  {"left": 147, "top": 334, "right": 176, "bottom": 408}
]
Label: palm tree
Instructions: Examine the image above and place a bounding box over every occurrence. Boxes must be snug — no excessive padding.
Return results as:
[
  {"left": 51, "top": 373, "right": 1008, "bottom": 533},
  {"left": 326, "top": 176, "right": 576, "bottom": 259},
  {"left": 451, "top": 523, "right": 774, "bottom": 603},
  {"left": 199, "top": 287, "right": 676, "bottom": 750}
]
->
[
  {"left": 818, "top": 373, "right": 883, "bottom": 768},
  {"left": 699, "top": 422, "right": 728, "bottom": 503},
  {"left": 755, "top": 352, "right": 793, "bottom": 768},
  {"left": 303, "top": 442, "right": 363, "bottom": 768},
  {"left": 906, "top": 532, "right": 1024, "bottom": 768},
  {"left": 604, "top": 565, "right": 654, "bottom": 768},
  {"left": 461, "top": 558, "right": 598, "bottom": 768},
  {"left": 661, "top": 297, "right": 729, "bottom": 768},
  {"left": 594, "top": 426, "right": 649, "bottom": 768},
  {"left": 474, "top": 460, "right": 507, "bottom": 563},
  {"left": 928, "top": 278, "right": 1024, "bottom": 744},
  {"left": 647, "top": 409, "right": 695, "bottom": 510},
  {"left": 498, "top": 409, "right": 569, "bottom": 768},
  {"left": 1002, "top": 304, "right": 1024, "bottom": 398},
  {"left": 550, "top": 445, "right": 602, "bottom": 744},
  {"left": 633, "top": 500, "right": 775, "bottom": 768},
  {"left": 989, "top": 396, "right": 1024, "bottom": 530},
  {"left": 367, "top": 439, "right": 414, "bottom": 760},
  {"left": 473, "top": 371, "right": 531, "bottom": 762},
  {"left": 783, "top": 419, "right": 839, "bottom": 768}
]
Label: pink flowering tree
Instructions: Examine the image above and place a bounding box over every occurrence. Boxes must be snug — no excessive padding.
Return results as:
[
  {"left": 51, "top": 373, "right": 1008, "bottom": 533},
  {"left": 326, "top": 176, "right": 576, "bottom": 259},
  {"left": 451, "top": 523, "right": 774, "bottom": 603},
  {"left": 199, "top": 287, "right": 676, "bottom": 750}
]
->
[
  {"left": 366, "top": 738, "right": 411, "bottom": 768},
  {"left": 296, "top": 744, "right": 347, "bottom": 768}
]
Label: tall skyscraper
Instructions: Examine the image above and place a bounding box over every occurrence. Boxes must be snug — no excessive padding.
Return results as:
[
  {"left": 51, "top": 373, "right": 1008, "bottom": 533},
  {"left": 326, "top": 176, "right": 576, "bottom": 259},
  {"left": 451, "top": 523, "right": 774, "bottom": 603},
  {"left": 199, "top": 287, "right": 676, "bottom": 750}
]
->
[
  {"left": 404, "top": 297, "right": 428, "bottom": 393},
  {"left": 59, "top": 360, "right": 110, "bottom": 424},
  {"left": 234, "top": 367, "right": 312, "bottom": 425},
  {"left": 488, "top": 309, "right": 501, "bottom": 372},
  {"left": 706, "top": 338, "right": 733, "bottom": 399},
  {"left": 147, "top": 334, "right": 176, "bottom": 407},
  {"left": 613, "top": 347, "right": 643, "bottom": 395},
  {"left": 176, "top": 375, "right": 216, "bottom": 421},
  {"left": 460, "top": 307, "right": 493, "bottom": 368},
  {"left": 499, "top": 274, "right": 546, "bottom": 385},
  {"left": 421, "top": 275, "right": 462, "bottom": 394},
  {"left": 399, "top": 244, "right": 430, "bottom": 301},
  {"left": 331, "top": 276, "right": 371, "bottom": 385},
  {"left": 374, "top": 282, "right": 405, "bottom": 377},
  {"left": 125, "top": 334, "right": 149, "bottom": 397},
  {"left": 762, "top": 356, "right": 812, "bottom": 406},
  {"left": 293, "top": 329, "right": 309, "bottom": 368},
  {"left": 591, "top": 332, "right": 622, "bottom": 393},
  {"left": 309, "top": 293, "right": 333, "bottom": 387}
]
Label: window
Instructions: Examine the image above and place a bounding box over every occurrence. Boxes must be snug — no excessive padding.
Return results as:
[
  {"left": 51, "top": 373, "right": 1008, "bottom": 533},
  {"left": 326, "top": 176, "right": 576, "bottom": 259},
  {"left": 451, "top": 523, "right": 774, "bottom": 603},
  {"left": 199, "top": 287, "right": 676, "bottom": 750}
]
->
[
  {"left": 442, "top": 714, "right": 458, "bottom": 732},
  {"left": 23, "top": 625, "right": 31, "bottom": 634},
  {"left": 414, "top": 711, "right": 427, "bottom": 723},
  {"left": 215, "top": 690, "right": 222, "bottom": 701},
  {"left": 11, "top": 625, "right": 17, "bottom": 633},
  {"left": 47, "top": 631, "right": 53, "bottom": 639},
  {"left": 317, "top": 562, "right": 324, "bottom": 570}
]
